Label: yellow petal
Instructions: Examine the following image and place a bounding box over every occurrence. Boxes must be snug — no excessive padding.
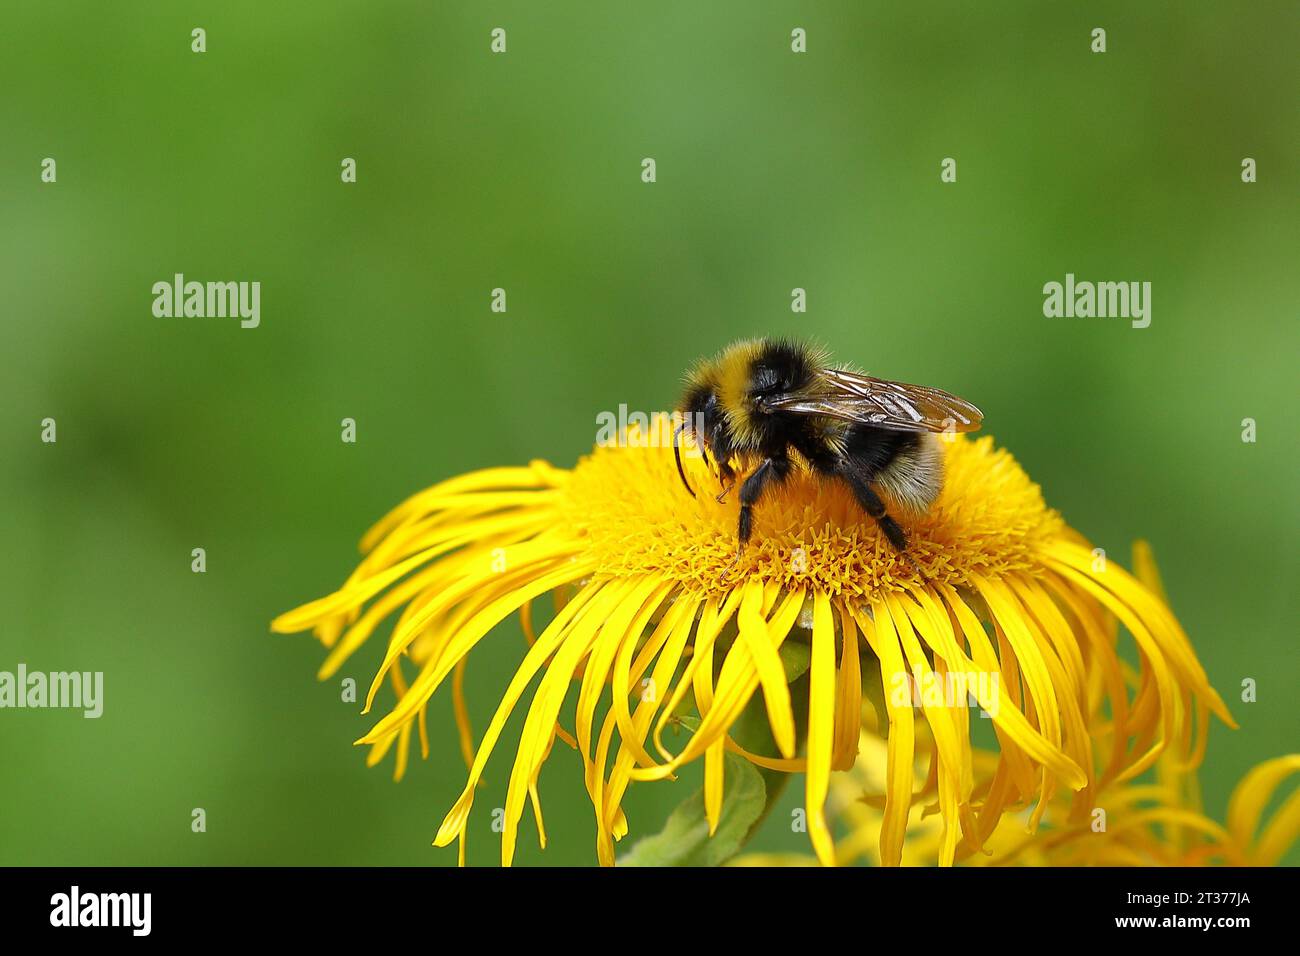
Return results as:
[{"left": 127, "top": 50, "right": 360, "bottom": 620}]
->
[
  {"left": 805, "top": 590, "right": 838, "bottom": 866},
  {"left": 852, "top": 603, "right": 913, "bottom": 867},
  {"left": 1227, "top": 754, "right": 1300, "bottom": 861},
  {"left": 737, "top": 578, "right": 797, "bottom": 759}
]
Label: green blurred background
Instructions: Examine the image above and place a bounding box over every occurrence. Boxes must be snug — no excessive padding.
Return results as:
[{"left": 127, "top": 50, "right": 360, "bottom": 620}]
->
[{"left": 1, "top": 2, "right": 1296, "bottom": 866}]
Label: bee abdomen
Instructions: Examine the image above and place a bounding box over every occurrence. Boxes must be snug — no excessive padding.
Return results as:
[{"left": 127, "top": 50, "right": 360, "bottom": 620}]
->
[{"left": 870, "top": 432, "right": 943, "bottom": 515}]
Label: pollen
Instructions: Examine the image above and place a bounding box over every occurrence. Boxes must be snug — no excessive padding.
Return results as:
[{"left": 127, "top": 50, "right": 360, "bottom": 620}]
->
[{"left": 561, "top": 427, "right": 1064, "bottom": 599}]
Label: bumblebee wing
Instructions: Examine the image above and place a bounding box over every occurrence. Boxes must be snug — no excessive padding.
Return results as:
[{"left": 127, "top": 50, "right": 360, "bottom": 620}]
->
[{"left": 766, "top": 367, "right": 983, "bottom": 433}]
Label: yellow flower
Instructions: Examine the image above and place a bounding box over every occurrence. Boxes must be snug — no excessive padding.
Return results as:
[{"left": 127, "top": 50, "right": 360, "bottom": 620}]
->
[
  {"left": 741, "top": 546, "right": 1296, "bottom": 869},
  {"left": 810, "top": 727, "right": 1298, "bottom": 867},
  {"left": 740, "top": 735, "right": 1299, "bottom": 867},
  {"left": 983, "top": 752, "right": 1300, "bottom": 866},
  {"left": 273, "top": 418, "right": 1233, "bottom": 866}
]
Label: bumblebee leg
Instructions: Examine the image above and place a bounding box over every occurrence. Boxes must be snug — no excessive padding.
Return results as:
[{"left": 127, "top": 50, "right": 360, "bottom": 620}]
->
[
  {"left": 716, "top": 461, "right": 738, "bottom": 502},
  {"left": 737, "top": 456, "right": 791, "bottom": 547},
  {"left": 839, "top": 469, "right": 909, "bottom": 552}
]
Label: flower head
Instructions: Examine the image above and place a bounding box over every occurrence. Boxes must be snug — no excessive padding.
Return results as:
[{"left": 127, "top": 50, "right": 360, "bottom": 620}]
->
[{"left": 274, "top": 418, "right": 1233, "bottom": 866}]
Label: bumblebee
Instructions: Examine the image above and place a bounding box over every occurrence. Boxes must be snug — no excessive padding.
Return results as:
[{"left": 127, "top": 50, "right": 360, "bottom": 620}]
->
[{"left": 674, "top": 338, "right": 983, "bottom": 553}]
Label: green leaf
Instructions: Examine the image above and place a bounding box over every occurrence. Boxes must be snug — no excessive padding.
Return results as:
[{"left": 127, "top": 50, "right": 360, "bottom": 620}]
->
[
  {"left": 617, "top": 751, "right": 766, "bottom": 867},
  {"left": 778, "top": 641, "right": 812, "bottom": 683}
]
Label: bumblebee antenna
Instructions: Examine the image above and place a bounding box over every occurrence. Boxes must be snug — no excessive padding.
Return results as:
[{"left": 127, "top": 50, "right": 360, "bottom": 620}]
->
[{"left": 673, "top": 420, "right": 696, "bottom": 498}]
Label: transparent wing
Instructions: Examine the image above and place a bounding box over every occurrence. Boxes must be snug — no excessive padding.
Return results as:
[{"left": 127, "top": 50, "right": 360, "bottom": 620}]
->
[{"left": 765, "top": 367, "right": 983, "bottom": 433}]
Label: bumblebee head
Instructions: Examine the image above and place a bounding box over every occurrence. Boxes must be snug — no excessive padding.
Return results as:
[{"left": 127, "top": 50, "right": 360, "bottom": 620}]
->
[
  {"left": 674, "top": 338, "right": 824, "bottom": 497},
  {"left": 675, "top": 369, "right": 726, "bottom": 498}
]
